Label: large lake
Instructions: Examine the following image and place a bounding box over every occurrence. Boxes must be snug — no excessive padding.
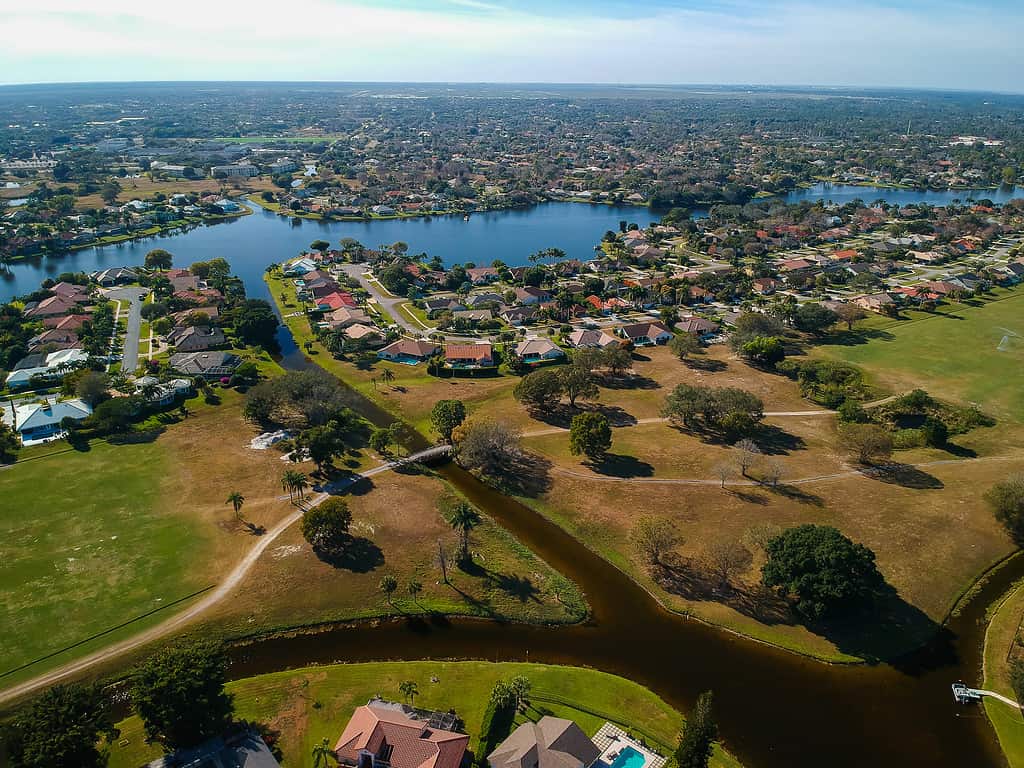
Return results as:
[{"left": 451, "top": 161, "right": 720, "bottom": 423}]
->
[{"left": 2, "top": 184, "right": 1022, "bottom": 303}]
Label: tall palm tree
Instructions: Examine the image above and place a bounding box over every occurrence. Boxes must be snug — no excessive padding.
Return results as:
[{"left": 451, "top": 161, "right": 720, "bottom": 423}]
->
[
  {"left": 447, "top": 502, "right": 482, "bottom": 563},
  {"left": 399, "top": 680, "right": 419, "bottom": 704},
  {"left": 380, "top": 367, "right": 395, "bottom": 387},
  {"left": 225, "top": 491, "right": 245, "bottom": 521},
  {"left": 292, "top": 472, "right": 309, "bottom": 501},
  {"left": 281, "top": 470, "right": 306, "bottom": 502},
  {"left": 311, "top": 738, "right": 335, "bottom": 768},
  {"left": 408, "top": 579, "right": 423, "bottom": 604}
]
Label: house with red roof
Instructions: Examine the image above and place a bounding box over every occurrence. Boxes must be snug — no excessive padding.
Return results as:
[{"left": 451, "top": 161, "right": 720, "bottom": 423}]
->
[{"left": 333, "top": 700, "right": 469, "bottom": 768}]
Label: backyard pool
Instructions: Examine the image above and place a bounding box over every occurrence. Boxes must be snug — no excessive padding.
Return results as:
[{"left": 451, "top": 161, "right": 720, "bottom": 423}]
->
[{"left": 608, "top": 746, "right": 648, "bottom": 768}]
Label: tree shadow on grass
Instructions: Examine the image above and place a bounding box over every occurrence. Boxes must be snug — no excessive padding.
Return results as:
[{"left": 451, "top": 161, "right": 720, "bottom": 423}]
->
[
  {"left": 527, "top": 403, "right": 636, "bottom": 429},
  {"left": 817, "top": 328, "right": 896, "bottom": 348},
  {"left": 810, "top": 587, "right": 946, "bottom": 667},
  {"left": 654, "top": 558, "right": 796, "bottom": 626},
  {"left": 598, "top": 373, "right": 660, "bottom": 391},
  {"left": 753, "top": 424, "right": 807, "bottom": 455},
  {"left": 586, "top": 453, "right": 654, "bottom": 478},
  {"left": 728, "top": 488, "right": 770, "bottom": 505},
  {"left": 768, "top": 483, "right": 825, "bottom": 507},
  {"left": 313, "top": 536, "right": 384, "bottom": 573},
  {"left": 866, "top": 463, "right": 944, "bottom": 490},
  {"left": 494, "top": 451, "right": 553, "bottom": 497},
  {"left": 684, "top": 356, "right": 727, "bottom": 373},
  {"left": 942, "top": 442, "right": 978, "bottom": 459}
]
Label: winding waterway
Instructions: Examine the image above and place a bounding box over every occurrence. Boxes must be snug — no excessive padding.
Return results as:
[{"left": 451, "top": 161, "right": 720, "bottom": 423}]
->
[{"left": 6, "top": 199, "right": 1023, "bottom": 766}]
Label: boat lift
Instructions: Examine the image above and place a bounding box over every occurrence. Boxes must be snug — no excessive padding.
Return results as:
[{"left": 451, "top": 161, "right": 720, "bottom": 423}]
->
[{"left": 951, "top": 682, "right": 1021, "bottom": 709}]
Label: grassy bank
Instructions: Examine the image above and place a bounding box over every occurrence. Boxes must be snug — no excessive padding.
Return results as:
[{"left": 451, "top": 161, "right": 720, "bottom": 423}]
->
[
  {"left": 106, "top": 661, "right": 741, "bottom": 768},
  {"left": 984, "top": 581, "right": 1024, "bottom": 766}
]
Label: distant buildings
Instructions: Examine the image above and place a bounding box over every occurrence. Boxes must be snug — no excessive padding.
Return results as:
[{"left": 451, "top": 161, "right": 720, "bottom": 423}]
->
[{"left": 212, "top": 163, "right": 259, "bottom": 178}]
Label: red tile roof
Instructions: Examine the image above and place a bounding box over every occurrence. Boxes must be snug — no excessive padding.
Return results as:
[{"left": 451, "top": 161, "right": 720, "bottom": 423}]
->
[{"left": 334, "top": 705, "right": 468, "bottom": 768}]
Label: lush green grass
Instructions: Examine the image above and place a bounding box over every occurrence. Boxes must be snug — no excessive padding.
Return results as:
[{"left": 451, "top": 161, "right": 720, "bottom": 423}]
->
[
  {"left": 816, "top": 288, "right": 1024, "bottom": 423},
  {"left": 984, "top": 581, "right": 1024, "bottom": 766},
  {"left": 106, "top": 661, "right": 740, "bottom": 768},
  {"left": 0, "top": 440, "right": 214, "bottom": 687}
]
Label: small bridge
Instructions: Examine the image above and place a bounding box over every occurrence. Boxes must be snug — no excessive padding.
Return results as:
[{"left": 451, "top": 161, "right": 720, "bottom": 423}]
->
[{"left": 294, "top": 444, "right": 453, "bottom": 508}]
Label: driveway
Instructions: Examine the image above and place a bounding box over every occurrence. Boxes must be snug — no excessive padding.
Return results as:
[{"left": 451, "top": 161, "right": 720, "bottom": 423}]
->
[
  {"left": 104, "top": 286, "right": 149, "bottom": 373},
  {"left": 339, "top": 264, "right": 421, "bottom": 333}
]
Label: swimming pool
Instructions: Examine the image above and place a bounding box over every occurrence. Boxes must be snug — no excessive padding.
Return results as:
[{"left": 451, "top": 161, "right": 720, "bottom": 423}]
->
[{"left": 608, "top": 746, "right": 647, "bottom": 768}]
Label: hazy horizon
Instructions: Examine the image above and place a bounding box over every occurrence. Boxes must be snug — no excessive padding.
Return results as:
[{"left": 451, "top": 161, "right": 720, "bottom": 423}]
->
[{"left": 1, "top": 0, "right": 1021, "bottom": 93}]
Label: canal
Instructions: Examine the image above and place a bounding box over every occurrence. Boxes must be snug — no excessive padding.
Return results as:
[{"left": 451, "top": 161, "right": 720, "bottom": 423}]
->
[{"left": 5, "top": 197, "right": 1023, "bottom": 766}]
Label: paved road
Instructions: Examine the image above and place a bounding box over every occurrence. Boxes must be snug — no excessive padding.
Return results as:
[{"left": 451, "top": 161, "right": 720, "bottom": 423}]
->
[
  {"left": 0, "top": 445, "right": 451, "bottom": 706},
  {"left": 339, "top": 264, "right": 421, "bottom": 333},
  {"left": 104, "top": 286, "right": 149, "bottom": 373}
]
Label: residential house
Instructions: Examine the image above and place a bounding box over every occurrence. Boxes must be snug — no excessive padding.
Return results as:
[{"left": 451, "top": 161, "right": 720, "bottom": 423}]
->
[
  {"left": 852, "top": 293, "right": 897, "bottom": 313},
  {"left": 134, "top": 376, "right": 193, "bottom": 406},
  {"left": 567, "top": 328, "right": 619, "bottom": 349},
  {"left": 168, "top": 351, "right": 241, "bottom": 379},
  {"left": 617, "top": 321, "right": 673, "bottom": 346},
  {"left": 500, "top": 306, "right": 538, "bottom": 326},
  {"left": 145, "top": 730, "right": 281, "bottom": 768},
  {"left": 2, "top": 398, "right": 92, "bottom": 445},
  {"left": 27, "top": 328, "right": 80, "bottom": 351},
  {"left": 424, "top": 297, "right": 466, "bottom": 317},
  {"left": 515, "top": 286, "right": 551, "bottom": 305},
  {"left": 333, "top": 700, "right": 468, "bottom": 768},
  {"left": 49, "top": 281, "right": 91, "bottom": 302},
  {"left": 171, "top": 306, "right": 220, "bottom": 324},
  {"left": 42, "top": 313, "right": 90, "bottom": 331},
  {"left": 166, "top": 325, "right": 226, "bottom": 352},
  {"left": 514, "top": 338, "right": 566, "bottom": 364},
  {"left": 466, "top": 267, "right": 500, "bottom": 285},
  {"left": 282, "top": 257, "right": 318, "bottom": 276},
  {"left": 444, "top": 343, "right": 495, "bottom": 369},
  {"left": 325, "top": 307, "right": 372, "bottom": 329},
  {"left": 5, "top": 348, "right": 90, "bottom": 389},
  {"left": 377, "top": 338, "right": 440, "bottom": 364},
  {"left": 675, "top": 316, "right": 720, "bottom": 339},
  {"left": 167, "top": 269, "right": 200, "bottom": 293},
  {"left": 343, "top": 323, "right": 385, "bottom": 347},
  {"left": 752, "top": 277, "right": 778, "bottom": 295},
  {"left": 452, "top": 309, "right": 493, "bottom": 325},
  {"left": 91, "top": 267, "right": 137, "bottom": 286},
  {"left": 24, "top": 294, "right": 84, "bottom": 319},
  {"left": 466, "top": 292, "right": 505, "bottom": 308},
  {"left": 487, "top": 717, "right": 599, "bottom": 768}
]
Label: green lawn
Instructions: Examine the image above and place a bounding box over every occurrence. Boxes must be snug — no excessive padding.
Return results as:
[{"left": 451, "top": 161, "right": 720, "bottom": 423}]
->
[
  {"left": 815, "top": 289, "right": 1024, "bottom": 424},
  {"left": 106, "top": 661, "right": 740, "bottom": 768},
  {"left": 0, "top": 440, "right": 214, "bottom": 688},
  {"left": 984, "top": 581, "right": 1024, "bottom": 767}
]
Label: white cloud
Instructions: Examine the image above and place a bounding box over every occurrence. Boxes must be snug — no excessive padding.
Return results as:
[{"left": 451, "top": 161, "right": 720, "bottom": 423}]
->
[{"left": 0, "top": 0, "right": 1020, "bottom": 91}]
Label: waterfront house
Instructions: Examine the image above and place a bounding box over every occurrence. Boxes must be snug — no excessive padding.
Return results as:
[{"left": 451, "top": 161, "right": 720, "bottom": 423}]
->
[
  {"left": 325, "top": 307, "right": 372, "bottom": 329},
  {"left": 23, "top": 294, "right": 80, "bottom": 318},
  {"left": 283, "top": 257, "right": 318, "bottom": 276},
  {"left": 334, "top": 700, "right": 468, "bottom": 768},
  {"left": 91, "top": 267, "right": 138, "bottom": 286},
  {"left": 466, "top": 266, "right": 500, "bottom": 285},
  {"left": 488, "top": 717, "right": 599, "bottom": 768}
]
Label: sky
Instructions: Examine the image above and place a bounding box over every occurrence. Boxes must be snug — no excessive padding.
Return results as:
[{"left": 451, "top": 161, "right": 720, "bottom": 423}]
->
[{"left": 1, "top": 0, "right": 1022, "bottom": 93}]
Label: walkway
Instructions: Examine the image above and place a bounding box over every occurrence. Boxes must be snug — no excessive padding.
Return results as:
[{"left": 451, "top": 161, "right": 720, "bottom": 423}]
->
[
  {"left": 0, "top": 444, "right": 451, "bottom": 706},
  {"left": 521, "top": 411, "right": 835, "bottom": 438}
]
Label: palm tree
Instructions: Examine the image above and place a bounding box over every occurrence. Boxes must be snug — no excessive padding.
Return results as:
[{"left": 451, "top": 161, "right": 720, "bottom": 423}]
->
[
  {"left": 447, "top": 502, "right": 482, "bottom": 563},
  {"left": 281, "top": 470, "right": 307, "bottom": 502},
  {"left": 379, "top": 574, "right": 398, "bottom": 604},
  {"left": 225, "top": 491, "right": 245, "bottom": 521},
  {"left": 399, "top": 680, "right": 419, "bottom": 704},
  {"left": 380, "top": 367, "right": 395, "bottom": 388},
  {"left": 311, "top": 738, "right": 335, "bottom": 768},
  {"left": 408, "top": 579, "right": 423, "bottom": 604},
  {"left": 292, "top": 472, "right": 309, "bottom": 501}
]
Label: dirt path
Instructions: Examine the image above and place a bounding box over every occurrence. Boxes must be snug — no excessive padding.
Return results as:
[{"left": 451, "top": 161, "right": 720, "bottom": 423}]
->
[
  {"left": 0, "top": 447, "right": 449, "bottom": 706},
  {"left": 547, "top": 454, "right": 1020, "bottom": 487},
  {"left": 522, "top": 411, "right": 835, "bottom": 438}
]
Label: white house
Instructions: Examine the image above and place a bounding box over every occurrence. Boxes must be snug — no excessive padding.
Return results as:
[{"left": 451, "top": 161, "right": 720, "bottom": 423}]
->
[
  {"left": 282, "top": 257, "right": 318, "bottom": 276},
  {"left": 2, "top": 398, "right": 92, "bottom": 445},
  {"left": 5, "top": 348, "right": 90, "bottom": 389}
]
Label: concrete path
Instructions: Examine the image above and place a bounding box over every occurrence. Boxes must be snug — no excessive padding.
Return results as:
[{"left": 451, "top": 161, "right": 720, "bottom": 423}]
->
[
  {"left": 974, "top": 689, "right": 1021, "bottom": 709},
  {"left": 0, "top": 445, "right": 450, "bottom": 706},
  {"left": 103, "top": 286, "right": 149, "bottom": 373}
]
